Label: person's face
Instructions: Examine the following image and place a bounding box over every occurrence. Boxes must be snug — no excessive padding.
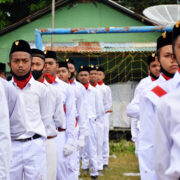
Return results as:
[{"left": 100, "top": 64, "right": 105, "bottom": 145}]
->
[
  {"left": 149, "top": 59, "right": 160, "bottom": 78},
  {"left": 78, "top": 71, "right": 89, "bottom": 84},
  {"left": 174, "top": 36, "right": 180, "bottom": 66},
  {"left": 31, "top": 57, "right": 45, "bottom": 71},
  {"left": 67, "top": 63, "right": 76, "bottom": 74},
  {"left": 159, "top": 45, "right": 178, "bottom": 74},
  {"left": 44, "top": 58, "right": 58, "bottom": 77},
  {"left": 56, "top": 67, "right": 70, "bottom": 83},
  {"left": 97, "top": 71, "right": 105, "bottom": 82},
  {"left": 89, "top": 70, "right": 97, "bottom": 83},
  {"left": 0, "top": 72, "right": 6, "bottom": 79},
  {"left": 9, "top": 51, "right": 31, "bottom": 77}
]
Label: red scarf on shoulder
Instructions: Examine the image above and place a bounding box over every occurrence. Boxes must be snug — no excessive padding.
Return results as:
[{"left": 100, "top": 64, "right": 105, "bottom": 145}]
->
[
  {"left": 13, "top": 73, "right": 32, "bottom": 90},
  {"left": 83, "top": 83, "right": 89, "bottom": 90},
  {"left": 98, "top": 81, "right": 103, "bottom": 85},
  {"left": 43, "top": 74, "right": 56, "bottom": 84}
]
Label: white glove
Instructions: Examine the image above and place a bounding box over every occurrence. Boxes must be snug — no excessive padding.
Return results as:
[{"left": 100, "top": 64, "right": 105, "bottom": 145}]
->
[
  {"left": 77, "top": 137, "right": 85, "bottom": 150},
  {"left": 63, "top": 144, "right": 74, "bottom": 156}
]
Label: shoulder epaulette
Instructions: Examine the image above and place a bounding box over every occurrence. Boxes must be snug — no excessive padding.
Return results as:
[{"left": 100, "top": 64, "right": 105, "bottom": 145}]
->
[{"left": 151, "top": 85, "right": 167, "bottom": 97}]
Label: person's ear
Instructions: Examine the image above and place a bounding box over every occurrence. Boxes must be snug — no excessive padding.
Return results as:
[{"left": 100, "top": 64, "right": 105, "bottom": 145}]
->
[
  {"left": 68, "top": 72, "right": 71, "bottom": 78},
  {"left": 8, "top": 62, "right": 11, "bottom": 68}
]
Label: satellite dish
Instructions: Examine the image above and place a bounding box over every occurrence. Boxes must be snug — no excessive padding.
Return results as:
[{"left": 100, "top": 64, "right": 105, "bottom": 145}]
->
[{"left": 143, "top": 4, "right": 180, "bottom": 25}]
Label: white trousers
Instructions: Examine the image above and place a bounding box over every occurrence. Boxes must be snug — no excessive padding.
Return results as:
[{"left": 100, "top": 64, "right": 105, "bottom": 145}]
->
[
  {"left": 103, "top": 113, "right": 110, "bottom": 166},
  {"left": 74, "top": 127, "right": 80, "bottom": 177},
  {"left": 46, "top": 137, "right": 57, "bottom": 180},
  {"left": 81, "top": 118, "right": 98, "bottom": 176},
  {"left": 10, "top": 137, "right": 47, "bottom": 180},
  {"left": 56, "top": 131, "right": 77, "bottom": 180},
  {"left": 138, "top": 147, "right": 158, "bottom": 180},
  {"left": 96, "top": 116, "right": 105, "bottom": 171}
]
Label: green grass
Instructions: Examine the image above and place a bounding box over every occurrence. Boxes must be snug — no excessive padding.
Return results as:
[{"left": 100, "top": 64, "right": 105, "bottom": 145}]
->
[{"left": 80, "top": 140, "right": 140, "bottom": 180}]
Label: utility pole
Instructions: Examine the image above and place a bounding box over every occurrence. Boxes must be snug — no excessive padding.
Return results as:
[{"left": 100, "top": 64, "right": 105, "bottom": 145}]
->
[{"left": 51, "top": 0, "right": 55, "bottom": 50}]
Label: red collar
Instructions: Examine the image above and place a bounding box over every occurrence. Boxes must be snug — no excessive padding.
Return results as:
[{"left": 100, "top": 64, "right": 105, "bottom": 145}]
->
[
  {"left": 69, "top": 78, "right": 74, "bottom": 84},
  {"left": 43, "top": 74, "right": 56, "bottom": 84},
  {"left": 83, "top": 82, "right": 89, "bottom": 90},
  {"left": 91, "top": 83, "right": 97, "bottom": 87},
  {"left": 178, "top": 68, "right": 180, "bottom": 73},
  {"left": 161, "top": 73, "right": 172, "bottom": 81},
  {"left": 150, "top": 76, "right": 156, "bottom": 81},
  {"left": 13, "top": 73, "right": 32, "bottom": 90},
  {"left": 98, "top": 81, "right": 103, "bottom": 85}
]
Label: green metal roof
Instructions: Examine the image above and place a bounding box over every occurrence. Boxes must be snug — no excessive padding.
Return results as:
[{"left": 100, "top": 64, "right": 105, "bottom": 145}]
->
[{"left": 0, "top": 1, "right": 160, "bottom": 63}]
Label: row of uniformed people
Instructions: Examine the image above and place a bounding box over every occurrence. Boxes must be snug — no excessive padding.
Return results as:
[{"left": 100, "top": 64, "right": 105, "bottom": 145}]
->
[
  {"left": 0, "top": 39, "right": 112, "bottom": 180},
  {"left": 126, "top": 21, "right": 180, "bottom": 180}
]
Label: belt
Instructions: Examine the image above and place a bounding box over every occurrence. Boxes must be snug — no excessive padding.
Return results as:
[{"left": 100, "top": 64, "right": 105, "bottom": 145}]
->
[
  {"left": 57, "top": 127, "right": 66, "bottom": 132},
  {"left": 47, "top": 135, "right": 57, "bottom": 139},
  {"left": 15, "top": 134, "right": 41, "bottom": 142}
]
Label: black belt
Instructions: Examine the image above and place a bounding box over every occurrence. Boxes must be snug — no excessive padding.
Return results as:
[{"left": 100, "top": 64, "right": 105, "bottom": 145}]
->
[
  {"left": 57, "top": 127, "right": 66, "bottom": 132},
  {"left": 15, "top": 134, "right": 41, "bottom": 142}
]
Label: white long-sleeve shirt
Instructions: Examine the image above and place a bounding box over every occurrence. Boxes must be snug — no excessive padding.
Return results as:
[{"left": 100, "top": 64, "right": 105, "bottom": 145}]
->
[
  {"left": 43, "top": 80, "right": 65, "bottom": 137},
  {"left": 126, "top": 76, "right": 154, "bottom": 143},
  {"left": 155, "top": 87, "right": 180, "bottom": 180},
  {"left": 0, "top": 81, "right": 11, "bottom": 180},
  {"left": 104, "top": 84, "right": 112, "bottom": 112},
  {"left": 85, "top": 84, "right": 103, "bottom": 120},
  {"left": 154, "top": 70, "right": 180, "bottom": 180},
  {"left": 69, "top": 79, "right": 87, "bottom": 139},
  {"left": 139, "top": 74, "right": 167, "bottom": 150},
  {"left": 11, "top": 77, "right": 50, "bottom": 139},
  {"left": 0, "top": 78, "right": 26, "bottom": 140},
  {"left": 126, "top": 76, "right": 153, "bottom": 119},
  {"left": 96, "top": 83, "right": 109, "bottom": 113},
  {"left": 55, "top": 77, "right": 76, "bottom": 146}
]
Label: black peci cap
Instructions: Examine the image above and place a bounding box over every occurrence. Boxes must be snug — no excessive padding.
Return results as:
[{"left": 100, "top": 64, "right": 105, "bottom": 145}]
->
[
  {"left": 44, "top": 50, "right": 57, "bottom": 61},
  {"left": 96, "top": 66, "right": 104, "bottom": 72},
  {"left": 10, "top": 40, "right": 32, "bottom": 56},
  {"left": 58, "top": 61, "right": 69, "bottom": 70},
  {"left": 65, "top": 58, "right": 75, "bottom": 65},
  {"left": 31, "top": 48, "right": 45, "bottom": 60},
  {"left": 78, "top": 65, "right": 89, "bottom": 73},
  {"left": 172, "top": 21, "right": 180, "bottom": 42},
  {"left": 0, "top": 62, "right": 6, "bottom": 71},
  {"left": 89, "top": 64, "right": 96, "bottom": 71},
  {"left": 157, "top": 31, "right": 172, "bottom": 51},
  {"left": 147, "top": 53, "right": 157, "bottom": 66}
]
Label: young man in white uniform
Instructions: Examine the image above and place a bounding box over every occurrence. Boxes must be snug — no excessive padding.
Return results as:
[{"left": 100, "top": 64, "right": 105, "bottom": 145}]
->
[
  {"left": 96, "top": 66, "right": 112, "bottom": 170},
  {"left": 0, "top": 80, "right": 11, "bottom": 180},
  {"left": 154, "top": 21, "right": 180, "bottom": 180},
  {"left": 78, "top": 66, "right": 103, "bottom": 180},
  {"left": 138, "top": 32, "right": 178, "bottom": 180},
  {"left": 31, "top": 48, "right": 64, "bottom": 180},
  {"left": 8, "top": 40, "right": 49, "bottom": 180},
  {"left": 58, "top": 60, "right": 87, "bottom": 178},
  {"left": 88, "top": 65, "right": 107, "bottom": 175},
  {"left": 126, "top": 54, "right": 160, "bottom": 156},
  {"left": 44, "top": 50, "right": 76, "bottom": 180}
]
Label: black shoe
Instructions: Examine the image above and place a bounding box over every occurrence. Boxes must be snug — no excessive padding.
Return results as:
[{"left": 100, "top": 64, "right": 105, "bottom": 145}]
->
[
  {"left": 98, "top": 170, "right": 104, "bottom": 176},
  {"left": 103, "top": 164, "right": 109, "bottom": 170},
  {"left": 91, "top": 176, "right": 98, "bottom": 180},
  {"left": 81, "top": 168, "right": 89, "bottom": 176}
]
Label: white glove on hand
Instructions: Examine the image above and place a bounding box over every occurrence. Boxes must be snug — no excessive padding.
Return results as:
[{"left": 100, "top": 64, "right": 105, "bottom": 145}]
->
[
  {"left": 77, "top": 137, "right": 85, "bottom": 150},
  {"left": 63, "top": 144, "right": 74, "bottom": 156}
]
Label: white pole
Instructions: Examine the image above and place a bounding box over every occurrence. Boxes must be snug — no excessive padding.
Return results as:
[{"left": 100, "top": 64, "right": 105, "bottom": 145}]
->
[{"left": 51, "top": 0, "right": 55, "bottom": 50}]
